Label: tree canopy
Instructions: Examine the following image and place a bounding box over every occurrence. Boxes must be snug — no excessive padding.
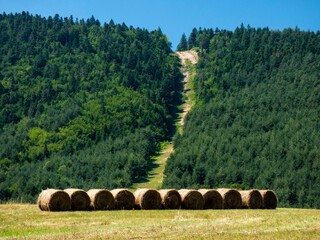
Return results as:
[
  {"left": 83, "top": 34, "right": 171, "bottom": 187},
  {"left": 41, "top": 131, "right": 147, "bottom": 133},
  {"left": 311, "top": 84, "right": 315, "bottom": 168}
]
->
[
  {"left": 165, "top": 26, "right": 320, "bottom": 208},
  {"left": 0, "top": 12, "right": 182, "bottom": 202}
]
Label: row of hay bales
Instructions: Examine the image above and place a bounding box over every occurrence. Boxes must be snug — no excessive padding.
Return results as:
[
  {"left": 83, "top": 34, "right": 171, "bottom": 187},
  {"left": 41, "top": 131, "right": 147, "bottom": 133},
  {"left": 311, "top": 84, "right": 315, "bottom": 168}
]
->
[{"left": 38, "top": 188, "right": 277, "bottom": 212}]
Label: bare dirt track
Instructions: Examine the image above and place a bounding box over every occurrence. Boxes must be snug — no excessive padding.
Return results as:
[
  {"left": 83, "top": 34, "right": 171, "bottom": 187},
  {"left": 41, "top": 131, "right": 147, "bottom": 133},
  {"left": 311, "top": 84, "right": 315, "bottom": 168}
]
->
[
  {"left": 176, "top": 50, "right": 199, "bottom": 65},
  {"left": 176, "top": 50, "right": 198, "bottom": 126}
]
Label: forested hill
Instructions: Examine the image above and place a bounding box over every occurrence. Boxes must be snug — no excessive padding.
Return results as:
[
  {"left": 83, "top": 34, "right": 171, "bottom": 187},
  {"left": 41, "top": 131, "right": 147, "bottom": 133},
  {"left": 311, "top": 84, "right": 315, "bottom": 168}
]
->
[
  {"left": 0, "top": 12, "right": 182, "bottom": 202},
  {"left": 164, "top": 26, "right": 320, "bottom": 208}
]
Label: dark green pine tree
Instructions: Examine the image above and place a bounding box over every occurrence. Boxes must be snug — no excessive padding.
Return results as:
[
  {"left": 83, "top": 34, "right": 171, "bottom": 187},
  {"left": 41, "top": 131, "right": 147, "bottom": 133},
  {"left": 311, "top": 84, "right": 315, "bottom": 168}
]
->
[
  {"left": 177, "top": 33, "right": 188, "bottom": 51},
  {"left": 188, "top": 28, "right": 198, "bottom": 49}
]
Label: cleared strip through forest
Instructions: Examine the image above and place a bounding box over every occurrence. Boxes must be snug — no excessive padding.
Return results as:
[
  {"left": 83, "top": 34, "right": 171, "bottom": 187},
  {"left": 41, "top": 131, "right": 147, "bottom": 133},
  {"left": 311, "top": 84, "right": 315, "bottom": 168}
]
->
[{"left": 132, "top": 50, "right": 199, "bottom": 189}]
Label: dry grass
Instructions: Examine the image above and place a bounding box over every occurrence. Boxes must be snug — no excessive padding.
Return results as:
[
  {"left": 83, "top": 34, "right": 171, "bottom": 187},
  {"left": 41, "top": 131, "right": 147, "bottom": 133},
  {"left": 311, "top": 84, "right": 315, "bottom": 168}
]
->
[
  {"left": 240, "top": 190, "right": 263, "bottom": 209},
  {"left": 87, "top": 189, "right": 115, "bottom": 210},
  {"left": 260, "top": 190, "right": 278, "bottom": 209},
  {"left": 198, "top": 189, "right": 223, "bottom": 209},
  {"left": 134, "top": 188, "right": 162, "bottom": 210},
  {"left": 1, "top": 204, "right": 320, "bottom": 239},
  {"left": 37, "top": 189, "right": 70, "bottom": 212},
  {"left": 110, "top": 189, "right": 135, "bottom": 210},
  {"left": 64, "top": 189, "right": 90, "bottom": 211},
  {"left": 158, "top": 189, "right": 182, "bottom": 209},
  {"left": 217, "top": 188, "right": 242, "bottom": 209},
  {"left": 178, "top": 189, "right": 204, "bottom": 210}
]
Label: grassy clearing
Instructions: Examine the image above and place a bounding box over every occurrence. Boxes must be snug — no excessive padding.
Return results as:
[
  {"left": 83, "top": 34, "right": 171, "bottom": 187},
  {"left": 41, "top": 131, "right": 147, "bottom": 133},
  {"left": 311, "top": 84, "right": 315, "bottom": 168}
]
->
[
  {"left": 131, "top": 142, "right": 173, "bottom": 190},
  {"left": 1, "top": 204, "right": 320, "bottom": 239},
  {"left": 184, "top": 58, "right": 198, "bottom": 106}
]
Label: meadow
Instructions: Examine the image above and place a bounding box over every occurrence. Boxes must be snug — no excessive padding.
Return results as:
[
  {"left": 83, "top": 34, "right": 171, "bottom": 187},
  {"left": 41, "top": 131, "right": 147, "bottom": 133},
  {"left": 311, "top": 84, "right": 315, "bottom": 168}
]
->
[{"left": 1, "top": 204, "right": 320, "bottom": 239}]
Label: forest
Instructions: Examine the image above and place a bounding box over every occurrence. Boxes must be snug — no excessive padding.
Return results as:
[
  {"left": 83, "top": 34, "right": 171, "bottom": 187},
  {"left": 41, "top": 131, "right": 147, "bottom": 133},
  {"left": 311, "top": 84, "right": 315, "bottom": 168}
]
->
[
  {"left": 164, "top": 26, "right": 320, "bottom": 208},
  {"left": 0, "top": 12, "right": 182, "bottom": 202}
]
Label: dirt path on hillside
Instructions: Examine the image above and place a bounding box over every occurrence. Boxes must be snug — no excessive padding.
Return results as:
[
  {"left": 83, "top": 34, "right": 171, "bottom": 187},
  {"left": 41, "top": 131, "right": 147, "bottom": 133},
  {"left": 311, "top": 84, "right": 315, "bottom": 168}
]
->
[
  {"left": 176, "top": 50, "right": 199, "bottom": 126},
  {"left": 132, "top": 50, "right": 198, "bottom": 190},
  {"left": 176, "top": 50, "right": 199, "bottom": 65}
]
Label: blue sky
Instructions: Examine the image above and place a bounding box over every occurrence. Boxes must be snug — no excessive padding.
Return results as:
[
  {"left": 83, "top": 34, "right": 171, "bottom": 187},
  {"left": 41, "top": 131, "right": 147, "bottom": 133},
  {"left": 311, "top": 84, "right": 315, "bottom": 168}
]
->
[{"left": 1, "top": 0, "right": 320, "bottom": 49}]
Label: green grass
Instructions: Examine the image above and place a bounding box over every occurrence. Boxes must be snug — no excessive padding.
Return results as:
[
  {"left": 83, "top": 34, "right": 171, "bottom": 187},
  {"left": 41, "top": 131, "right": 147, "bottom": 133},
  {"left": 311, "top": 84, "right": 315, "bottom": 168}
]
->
[
  {"left": 131, "top": 142, "right": 173, "bottom": 190},
  {"left": 1, "top": 204, "right": 320, "bottom": 239},
  {"left": 185, "top": 59, "right": 197, "bottom": 107}
]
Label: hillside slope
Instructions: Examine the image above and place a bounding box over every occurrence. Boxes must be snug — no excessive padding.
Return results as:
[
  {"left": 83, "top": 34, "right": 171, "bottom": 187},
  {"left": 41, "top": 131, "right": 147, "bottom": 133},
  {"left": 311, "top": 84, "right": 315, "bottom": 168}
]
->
[
  {"left": 163, "top": 26, "right": 320, "bottom": 208},
  {"left": 0, "top": 12, "right": 181, "bottom": 202}
]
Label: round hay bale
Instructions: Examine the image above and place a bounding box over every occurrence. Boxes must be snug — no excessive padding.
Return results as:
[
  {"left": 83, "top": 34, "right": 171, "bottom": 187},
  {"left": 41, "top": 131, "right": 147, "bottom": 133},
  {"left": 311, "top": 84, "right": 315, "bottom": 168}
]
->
[
  {"left": 111, "top": 189, "right": 135, "bottom": 210},
  {"left": 198, "top": 189, "right": 223, "bottom": 209},
  {"left": 37, "top": 191, "right": 44, "bottom": 210},
  {"left": 87, "top": 189, "right": 115, "bottom": 210},
  {"left": 217, "top": 188, "right": 242, "bottom": 209},
  {"left": 37, "top": 189, "right": 71, "bottom": 211},
  {"left": 178, "top": 189, "right": 204, "bottom": 210},
  {"left": 64, "top": 188, "right": 90, "bottom": 211},
  {"left": 134, "top": 188, "right": 162, "bottom": 210},
  {"left": 260, "top": 190, "right": 278, "bottom": 209},
  {"left": 240, "top": 190, "right": 263, "bottom": 209},
  {"left": 158, "top": 189, "right": 182, "bottom": 209}
]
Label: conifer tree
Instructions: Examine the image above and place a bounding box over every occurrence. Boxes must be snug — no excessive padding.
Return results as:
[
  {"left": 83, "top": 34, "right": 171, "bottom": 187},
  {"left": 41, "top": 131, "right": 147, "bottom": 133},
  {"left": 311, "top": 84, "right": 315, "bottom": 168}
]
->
[
  {"left": 188, "top": 28, "right": 198, "bottom": 49},
  {"left": 177, "top": 33, "right": 188, "bottom": 51}
]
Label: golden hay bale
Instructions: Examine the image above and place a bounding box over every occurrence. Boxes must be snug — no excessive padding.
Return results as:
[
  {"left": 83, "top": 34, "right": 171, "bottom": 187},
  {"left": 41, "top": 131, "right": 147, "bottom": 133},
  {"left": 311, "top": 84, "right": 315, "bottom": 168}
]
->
[
  {"left": 240, "top": 190, "right": 263, "bottom": 209},
  {"left": 87, "top": 189, "right": 115, "bottom": 210},
  {"left": 216, "top": 188, "right": 242, "bottom": 209},
  {"left": 198, "top": 189, "right": 223, "bottom": 209},
  {"left": 158, "top": 189, "right": 182, "bottom": 209},
  {"left": 64, "top": 188, "right": 90, "bottom": 211},
  {"left": 37, "top": 189, "right": 71, "bottom": 211},
  {"left": 134, "top": 188, "right": 162, "bottom": 210},
  {"left": 111, "top": 189, "right": 135, "bottom": 210},
  {"left": 260, "top": 190, "right": 278, "bottom": 209},
  {"left": 178, "top": 189, "right": 204, "bottom": 210}
]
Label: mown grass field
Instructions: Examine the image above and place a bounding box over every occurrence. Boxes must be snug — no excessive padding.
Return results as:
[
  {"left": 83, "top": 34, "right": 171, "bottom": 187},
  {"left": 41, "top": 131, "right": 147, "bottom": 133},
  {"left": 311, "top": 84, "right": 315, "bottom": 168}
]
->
[{"left": 1, "top": 204, "right": 320, "bottom": 239}]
